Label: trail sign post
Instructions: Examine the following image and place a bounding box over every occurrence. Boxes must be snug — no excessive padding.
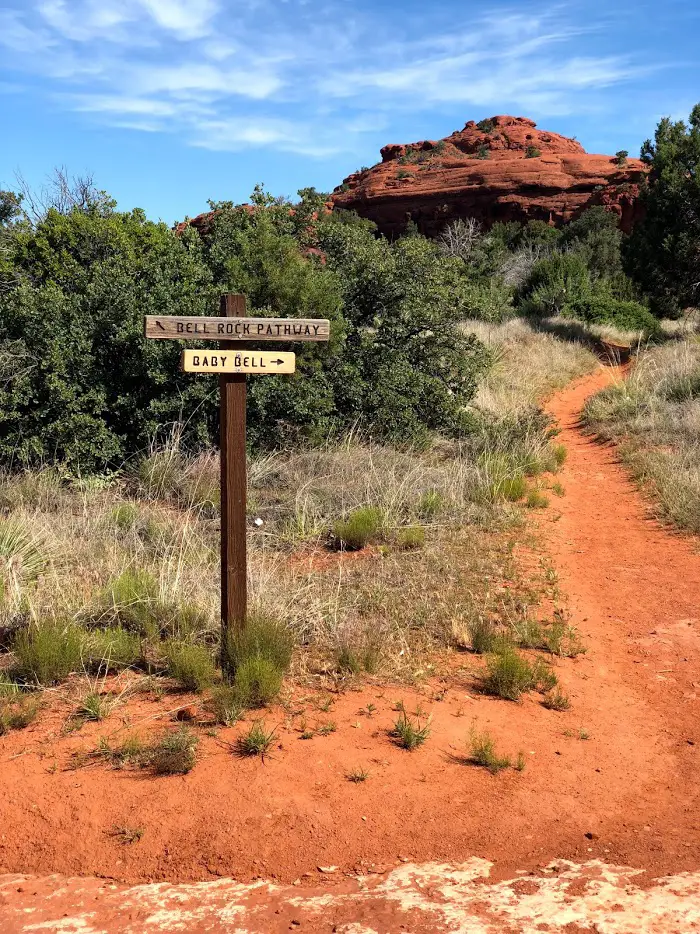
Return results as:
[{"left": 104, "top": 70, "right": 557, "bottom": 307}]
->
[{"left": 145, "top": 294, "right": 330, "bottom": 672}]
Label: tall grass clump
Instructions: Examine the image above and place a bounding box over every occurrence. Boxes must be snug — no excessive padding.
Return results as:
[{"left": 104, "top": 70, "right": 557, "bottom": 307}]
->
[
  {"left": 0, "top": 518, "right": 49, "bottom": 611},
  {"left": 166, "top": 642, "right": 216, "bottom": 692},
  {"left": 481, "top": 646, "right": 557, "bottom": 701},
  {"left": 12, "top": 622, "right": 84, "bottom": 685},
  {"left": 333, "top": 506, "right": 385, "bottom": 550},
  {"left": 223, "top": 611, "right": 293, "bottom": 708}
]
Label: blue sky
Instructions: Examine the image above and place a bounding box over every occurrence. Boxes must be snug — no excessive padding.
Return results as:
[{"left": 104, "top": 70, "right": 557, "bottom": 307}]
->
[{"left": 1, "top": 0, "right": 698, "bottom": 224}]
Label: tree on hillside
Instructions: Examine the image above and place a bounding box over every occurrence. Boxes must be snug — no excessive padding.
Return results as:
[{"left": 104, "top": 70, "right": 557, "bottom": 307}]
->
[{"left": 625, "top": 104, "right": 700, "bottom": 316}]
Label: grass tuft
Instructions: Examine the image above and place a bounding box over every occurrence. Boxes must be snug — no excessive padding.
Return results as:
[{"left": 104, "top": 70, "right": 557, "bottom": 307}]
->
[
  {"left": 468, "top": 728, "right": 512, "bottom": 773},
  {"left": 333, "top": 506, "right": 385, "bottom": 550},
  {"left": 166, "top": 642, "right": 216, "bottom": 693},
  {"left": 392, "top": 709, "right": 431, "bottom": 750},
  {"left": 149, "top": 726, "right": 198, "bottom": 775},
  {"left": 12, "top": 623, "right": 83, "bottom": 685},
  {"left": 235, "top": 720, "right": 277, "bottom": 758}
]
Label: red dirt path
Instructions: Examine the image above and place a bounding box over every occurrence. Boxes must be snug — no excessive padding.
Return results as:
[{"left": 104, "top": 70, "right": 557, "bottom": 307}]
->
[{"left": 1, "top": 365, "right": 700, "bottom": 931}]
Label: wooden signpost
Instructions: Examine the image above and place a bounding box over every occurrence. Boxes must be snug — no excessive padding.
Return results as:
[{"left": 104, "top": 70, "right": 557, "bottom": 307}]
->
[{"left": 145, "top": 294, "right": 330, "bottom": 669}]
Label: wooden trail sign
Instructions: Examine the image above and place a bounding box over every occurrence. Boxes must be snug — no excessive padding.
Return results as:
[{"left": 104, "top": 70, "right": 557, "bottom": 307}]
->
[
  {"left": 181, "top": 349, "right": 295, "bottom": 374},
  {"left": 145, "top": 295, "right": 329, "bottom": 673},
  {"left": 145, "top": 315, "right": 330, "bottom": 342}
]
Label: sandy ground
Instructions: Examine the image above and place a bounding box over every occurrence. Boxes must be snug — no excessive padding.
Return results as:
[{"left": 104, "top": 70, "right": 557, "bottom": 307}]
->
[{"left": 1, "top": 364, "right": 700, "bottom": 931}]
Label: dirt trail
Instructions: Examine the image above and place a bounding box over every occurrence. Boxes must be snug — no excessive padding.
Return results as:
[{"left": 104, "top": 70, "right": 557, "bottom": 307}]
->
[{"left": 2, "top": 364, "right": 700, "bottom": 932}]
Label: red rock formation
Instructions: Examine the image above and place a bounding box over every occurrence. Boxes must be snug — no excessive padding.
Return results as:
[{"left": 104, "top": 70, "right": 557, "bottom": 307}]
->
[{"left": 331, "top": 115, "right": 645, "bottom": 236}]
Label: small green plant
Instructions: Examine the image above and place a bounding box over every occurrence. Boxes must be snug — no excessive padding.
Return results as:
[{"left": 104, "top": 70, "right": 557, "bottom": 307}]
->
[
  {"left": 0, "top": 696, "right": 40, "bottom": 733},
  {"left": 110, "top": 734, "right": 147, "bottom": 769},
  {"left": 526, "top": 490, "right": 549, "bottom": 509},
  {"left": 333, "top": 506, "right": 384, "bottom": 550},
  {"left": 477, "top": 118, "right": 495, "bottom": 133},
  {"left": 468, "top": 728, "right": 512, "bottom": 773},
  {"left": 233, "top": 656, "right": 283, "bottom": 708},
  {"left": 77, "top": 691, "right": 113, "bottom": 722},
  {"left": 552, "top": 444, "right": 567, "bottom": 467},
  {"left": 347, "top": 767, "right": 369, "bottom": 782},
  {"left": 543, "top": 619, "right": 586, "bottom": 657},
  {"left": 515, "top": 751, "right": 526, "bottom": 771},
  {"left": 397, "top": 170, "right": 412, "bottom": 180},
  {"left": 208, "top": 684, "right": 243, "bottom": 725},
  {"left": 166, "top": 642, "right": 216, "bottom": 693},
  {"left": 317, "top": 721, "right": 337, "bottom": 735},
  {"left": 149, "top": 726, "right": 198, "bottom": 775},
  {"left": 543, "top": 688, "right": 571, "bottom": 711},
  {"left": 12, "top": 623, "right": 83, "bottom": 685},
  {"left": 578, "top": 728, "right": 590, "bottom": 740},
  {"left": 109, "top": 503, "right": 139, "bottom": 532},
  {"left": 476, "top": 145, "right": 490, "bottom": 160},
  {"left": 392, "top": 710, "right": 431, "bottom": 750},
  {"left": 336, "top": 642, "right": 379, "bottom": 676},
  {"left": 468, "top": 619, "right": 510, "bottom": 654},
  {"left": 85, "top": 627, "right": 142, "bottom": 673},
  {"left": 102, "top": 568, "right": 160, "bottom": 636},
  {"left": 223, "top": 611, "right": 293, "bottom": 677},
  {"left": 525, "top": 145, "right": 541, "bottom": 158},
  {"left": 513, "top": 618, "right": 545, "bottom": 649},
  {"left": 615, "top": 149, "right": 628, "bottom": 166},
  {"left": 482, "top": 647, "right": 550, "bottom": 701},
  {"left": 236, "top": 720, "right": 277, "bottom": 758},
  {"left": 300, "top": 728, "right": 314, "bottom": 739},
  {"left": 396, "top": 526, "right": 425, "bottom": 550},
  {"left": 417, "top": 489, "right": 445, "bottom": 519},
  {"left": 552, "top": 482, "right": 565, "bottom": 497}
]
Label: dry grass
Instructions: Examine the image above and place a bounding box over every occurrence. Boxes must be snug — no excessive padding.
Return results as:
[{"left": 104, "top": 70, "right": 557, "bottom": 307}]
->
[
  {"left": 583, "top": 336, "right": 700, "bottom": 534},
  {"left": 0, "top": 319, "right": 596, "bottom": 697}
]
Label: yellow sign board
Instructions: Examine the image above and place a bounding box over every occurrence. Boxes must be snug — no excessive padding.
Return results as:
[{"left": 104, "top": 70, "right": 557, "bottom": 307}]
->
[{"left": 180, "top": 349, "right": 296, "bottom": 374}]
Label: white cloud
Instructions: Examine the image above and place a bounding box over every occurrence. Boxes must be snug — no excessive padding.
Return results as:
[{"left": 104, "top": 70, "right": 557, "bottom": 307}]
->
[{"left": 0, "top": 1, "right": 649, "bottom": 157}]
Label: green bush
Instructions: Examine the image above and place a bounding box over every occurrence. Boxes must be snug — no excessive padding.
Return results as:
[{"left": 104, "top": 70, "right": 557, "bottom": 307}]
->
[
  {"left": 233, "top": 656, "right": 283, "bottom": 707},
  {"left": 109, "top": 503, "right": 139, "bottom": 532},
  {"left": 85, "top": 627, "right": 142, "bottom": 672},
  {"left": 567, "top": 292, "right": 659, "bottom": 333},
  {"left": 207, "top": 684, "right": 243, "bottom": 725},
  {"left": 519, "top": 252, "right": 591, "bottom": 317},
  {"left": 416, "top": 489, "right": 446, "bottom": 519},
  {"left": 101, "top": 569, "right": 161, "bottom": 636},
  {"left": 166, "top": 642, "right": 216, "bottom": 692},
  {"left": 223, "top": 611, "right": 293, "bottom": 676},
  {"left": 396, "top": 526, "right": 425, "bottom": 550},
  {"left": 333, "top": 506, "right": 384, "bottom": 550},
  {"left": 12, "top": 622, "right": 84, "bottom": 685},
  {"left": 482, "top": 647, "right": 545, "bottom": 701},
  {"left": 149, "top": 727, "right": 198, "bottom": 775},
  {"left": 525, "top": 146, "right": 541, "bottom": 158}
]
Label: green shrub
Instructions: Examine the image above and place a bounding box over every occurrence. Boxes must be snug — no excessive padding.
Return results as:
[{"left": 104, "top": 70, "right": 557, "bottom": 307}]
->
[
  {"left": 615, "top": 150, "right": 628, "bottom": 166},
  {"left": 333, "top": 506, "right": 384, "bottom": 550},
  {"left": 481, "top": 647, "right": 555, "bottom": 701},
  {"left": 102, "top": 569, "right": 160, "bottom": 636},
  {"left": 12, "top": 623, "right": 84, "bottom": 685},
  {"left": 477, "top": 118, "right": 495, "bottom": 133},
  {"left": 0, "top": 696, "right": 41, "bottom": 734},
  {"left": 148, "top": 727, "right": 198, "bottom": 775},
  {"left": 417, "top": 489, "right": 446, "bottom": 519},
  {"left": 396, "top": 526, "right": 425, "bottom": 550},
  {"left": 233, "top": 656, "right": 283, "bottom": 708},
  {"left": 526, "top": 490, "right": 549, "bottom": 509},
  {"left": 468, "top": 620, "right": 512, "bottom": 655},
  {"left": 207, "top": 684, "right": 243, "bottom": 725},
  {"left": 85, "top": 627, "right": 142, "bottom": 672},
  {"left": 77, "top": 691, "right": 113, "bottom": 722},
  {"left": 468, "top": 728, "right": 512, "bottom": 773},
  {"left": 166, "top": 642, "right": 216, "bottom": 692},
  {"left": 223, "top": 611, "right": 293, "bottom": 676},
  {"left": 568, "top": 293, "right": 659, "bottom": 332},
  {"left": 519, "top": 252, "right": 591, "bottom": 316},
  {"left": 525, "top": 146, "right": 541, "bottom": 158},
  {"left": 109, "top": 503, "right": 140, "bottom": 532}
]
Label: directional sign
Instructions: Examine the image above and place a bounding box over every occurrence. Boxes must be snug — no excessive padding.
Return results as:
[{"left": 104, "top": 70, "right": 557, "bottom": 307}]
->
[
  {"left": 181, "top": 349, "right": 295, "bottom": 374},
  {"left": 145, "top": 315, "right": 329, "bottom": 342}
]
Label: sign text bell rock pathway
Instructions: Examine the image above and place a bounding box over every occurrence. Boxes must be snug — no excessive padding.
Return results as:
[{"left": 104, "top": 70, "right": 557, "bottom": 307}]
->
[{"left": 144, "top": 294, "right": 330, "bottom": 668}]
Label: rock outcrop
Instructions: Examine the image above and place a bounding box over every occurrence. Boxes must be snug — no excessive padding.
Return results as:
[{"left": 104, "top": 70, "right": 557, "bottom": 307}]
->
[{"left": 331, "top": 115, "right": 645, "bottom": 236}]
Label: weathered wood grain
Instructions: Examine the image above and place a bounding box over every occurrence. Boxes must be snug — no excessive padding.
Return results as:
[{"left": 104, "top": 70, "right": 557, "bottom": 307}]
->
[{"left": 145, "top": 316, "right": 329, "bottom": 342}]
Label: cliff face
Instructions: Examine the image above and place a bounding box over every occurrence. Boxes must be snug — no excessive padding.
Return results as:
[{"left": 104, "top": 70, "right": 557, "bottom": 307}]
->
[{"left": 331, "top": 115, "right": 645, "bottom": 236}]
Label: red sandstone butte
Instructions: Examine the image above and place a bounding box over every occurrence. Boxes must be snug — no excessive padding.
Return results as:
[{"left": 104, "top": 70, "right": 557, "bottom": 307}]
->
[{"left": 331, "top": 115, "right": 646, "bottom": 236}]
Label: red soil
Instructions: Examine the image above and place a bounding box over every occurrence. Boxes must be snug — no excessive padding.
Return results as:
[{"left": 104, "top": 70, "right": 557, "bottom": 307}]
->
[{"left": 1, "top": 365, "right": 700, "bottom": 903}]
